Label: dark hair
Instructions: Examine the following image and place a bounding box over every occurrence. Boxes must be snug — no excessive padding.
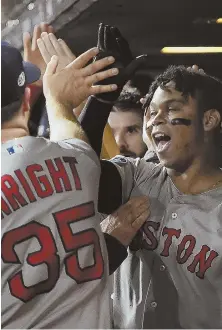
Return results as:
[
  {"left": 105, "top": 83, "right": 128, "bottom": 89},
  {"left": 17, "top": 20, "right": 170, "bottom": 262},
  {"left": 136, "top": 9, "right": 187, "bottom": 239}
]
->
[
  {"left": 143, "top": 65, "right": 222, "bottom": 118},
  {"left": 1, "top": 99, "right": 23, "bottom": 125},
  {"left": 113, "top": 89, "right": 144, "bottom": 117}
]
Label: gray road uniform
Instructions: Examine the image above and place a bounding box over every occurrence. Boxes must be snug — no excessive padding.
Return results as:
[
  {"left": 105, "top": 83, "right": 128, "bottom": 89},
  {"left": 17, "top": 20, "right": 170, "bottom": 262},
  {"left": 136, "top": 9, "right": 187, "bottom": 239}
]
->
[
  {"left": 111, "top": 156, "right": 222, "bottom": 329},
  {"left": 1, "top": 136, "right": 111, "bottom": 329}
]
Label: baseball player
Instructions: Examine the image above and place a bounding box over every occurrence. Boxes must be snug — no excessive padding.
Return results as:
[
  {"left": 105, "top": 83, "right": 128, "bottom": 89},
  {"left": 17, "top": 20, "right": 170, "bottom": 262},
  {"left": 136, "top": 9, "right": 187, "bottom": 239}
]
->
[
  {"left": 77, "top": 25, "right": 222, "bottom": 328},
  {"left": 1, "top": 40, "right": 150, "bottom": 329}
]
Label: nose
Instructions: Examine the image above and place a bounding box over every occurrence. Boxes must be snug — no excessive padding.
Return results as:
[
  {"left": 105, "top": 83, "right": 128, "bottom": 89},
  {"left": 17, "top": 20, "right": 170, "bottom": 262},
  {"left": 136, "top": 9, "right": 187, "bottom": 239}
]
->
[
  {"left": 146, "top": 110, "right": 166, "bottom": 129},
  {"left": 115, "top": 132, "right": 128, "bottom": 150}
]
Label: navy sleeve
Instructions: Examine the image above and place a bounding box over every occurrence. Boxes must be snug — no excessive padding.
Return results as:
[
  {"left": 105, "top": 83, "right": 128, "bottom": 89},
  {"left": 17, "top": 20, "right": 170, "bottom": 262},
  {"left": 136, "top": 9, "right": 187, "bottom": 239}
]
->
[
  {"left": 104, "top": 233, "right": 128, "bottom": 275},
  {"left": 78, "top": 96, "right": 114, "bottom": 157},
  {"left": 98, "top": 160, "right": 122, "bottom": 214}
]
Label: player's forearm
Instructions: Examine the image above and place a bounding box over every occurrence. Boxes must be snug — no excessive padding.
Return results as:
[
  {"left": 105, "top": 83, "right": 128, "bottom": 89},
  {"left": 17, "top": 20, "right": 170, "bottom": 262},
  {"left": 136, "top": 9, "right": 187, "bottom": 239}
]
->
[
  {"left": 46, "top": 98, "right": 89, "bottom": 143},
  {"left": 79, "top": 96, "right": 114, "bottom": 156}
]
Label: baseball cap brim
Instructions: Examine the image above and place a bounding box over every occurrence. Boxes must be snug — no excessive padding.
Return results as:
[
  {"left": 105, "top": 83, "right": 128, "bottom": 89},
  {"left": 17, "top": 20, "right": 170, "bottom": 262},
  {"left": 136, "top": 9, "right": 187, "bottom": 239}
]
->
[{"left": 23, "top": 61, "right": 41, "bottom": 84}]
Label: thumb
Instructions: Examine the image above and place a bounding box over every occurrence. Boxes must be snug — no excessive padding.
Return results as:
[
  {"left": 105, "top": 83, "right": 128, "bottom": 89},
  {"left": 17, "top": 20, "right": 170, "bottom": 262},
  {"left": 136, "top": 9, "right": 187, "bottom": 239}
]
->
[
  {"left": 45, "top": 55, "right": 59, "bottom": 76},
  {"left": 125, "top": 54, "right": 148, "bottom": 77}
]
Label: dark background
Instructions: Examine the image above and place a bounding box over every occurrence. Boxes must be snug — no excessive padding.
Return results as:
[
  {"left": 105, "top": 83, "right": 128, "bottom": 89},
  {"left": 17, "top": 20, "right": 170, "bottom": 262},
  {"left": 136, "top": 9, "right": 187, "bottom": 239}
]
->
[{"left": 2, "top": 0, "right": 222, "bottom": 79}]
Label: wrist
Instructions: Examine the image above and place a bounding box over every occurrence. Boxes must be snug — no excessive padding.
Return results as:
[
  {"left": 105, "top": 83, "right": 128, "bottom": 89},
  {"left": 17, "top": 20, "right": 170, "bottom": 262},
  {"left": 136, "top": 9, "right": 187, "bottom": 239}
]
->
[{"left": 45, "top": 95, "right": 73, "bottom": 111}]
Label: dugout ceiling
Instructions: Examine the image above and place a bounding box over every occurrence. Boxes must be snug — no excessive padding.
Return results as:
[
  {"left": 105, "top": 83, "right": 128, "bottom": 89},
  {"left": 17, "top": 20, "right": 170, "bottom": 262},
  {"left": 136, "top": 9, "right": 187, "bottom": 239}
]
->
[{"left": 2, "top": 0, "right": 222, "bottom": 79}]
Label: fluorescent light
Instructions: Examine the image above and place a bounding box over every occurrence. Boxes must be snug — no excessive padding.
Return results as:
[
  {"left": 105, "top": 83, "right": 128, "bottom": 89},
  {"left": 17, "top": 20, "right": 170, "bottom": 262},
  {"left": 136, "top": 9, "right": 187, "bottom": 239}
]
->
[
  {"left": 161, "top": 47, "right": 222, "bottom": 54},
  {"left": 216, "top": 18, "right": 222, "bottom": 24}
]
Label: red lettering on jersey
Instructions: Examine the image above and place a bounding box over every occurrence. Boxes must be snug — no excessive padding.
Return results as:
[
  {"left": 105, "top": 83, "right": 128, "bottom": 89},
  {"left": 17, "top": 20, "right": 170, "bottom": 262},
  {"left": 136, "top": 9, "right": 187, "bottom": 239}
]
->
[
  {"left": 160, "top": 227, "right": 181, "bottom": 257},
  {"left": 53, "top": 202, "right": 104, "bottom": 282},
  {"left": 187, "top": 245, "right": 218, "bottom": 279},
  {"left": 176, "top": 235, "right": 196, "bottom": 264},
  {"left": 1, "top": 196, "right": 12, "bottom": 218},
  {"left": 26, "top": 164, "right": 53, "bottom": 198},
  {"left": 1, "top": 174, "right": 28, "bottom": 211},
  {"left": 2, "top": 221, "right": 60, "bottom": 302},
  {"left": 143, "top": 221, "right": 160, "bottom": 250},
  {"left": 15, "top": 169, "right": 36, "bottom": 203},
  {"left": 45, "top": 158, "right": 72, "bottom": 193},
  {"left": 63, "top": 157, "right": 82, "bottom": 190}
]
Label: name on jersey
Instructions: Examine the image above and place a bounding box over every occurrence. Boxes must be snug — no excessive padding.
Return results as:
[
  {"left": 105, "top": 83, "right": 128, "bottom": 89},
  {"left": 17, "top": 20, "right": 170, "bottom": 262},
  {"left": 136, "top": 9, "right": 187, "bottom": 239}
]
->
[
  {"left": 142, "top": 220, "right": 219, "bottom": 279},
  {"left": 1, "top": 157, "right": 82, "bottom": 219}
]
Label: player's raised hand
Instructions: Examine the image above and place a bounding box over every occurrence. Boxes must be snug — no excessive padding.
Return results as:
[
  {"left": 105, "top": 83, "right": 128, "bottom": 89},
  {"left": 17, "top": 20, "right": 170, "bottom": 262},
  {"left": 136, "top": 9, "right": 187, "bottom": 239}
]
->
[
  {"left": 23, "top": 23, "right": 54, "bottom": 84},
  {"left": 100, "top": 196, "right": 150, "bottom": 247},
  {"left": 42, "top": 47, "right": 119, "bottom": 108},
  {"left": 37, "top": 32, "right": 76, "bottom": 72},
  {"left": 93, "top": 23, "right": 148, "bottom": 103}
]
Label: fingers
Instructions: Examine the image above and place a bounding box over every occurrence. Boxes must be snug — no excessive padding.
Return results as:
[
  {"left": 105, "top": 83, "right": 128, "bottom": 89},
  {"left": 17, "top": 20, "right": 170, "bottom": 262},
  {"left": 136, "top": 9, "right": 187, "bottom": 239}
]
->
[
  {"left": 124, "top": 196, "right": 150, "bottom": 224},
  {"left": 192, "top": 64, "right": 199, "bottom": 71},
  {"left": 37, "top": 38, "right": 51, "bottom": 64},
  {"left": 32, "top": 23, "right": 53, "bottom": 49},
  {"left": 23, "top": 32, "right": 32, "bottom": 53},
  {"left": 71, "top": 47, "right": 99, "bottom": 69},
  {"left": 106, "top": 25, "right": 118, "bottom": 52},
  {"left": 187, "top": 64, "right": 205, "bottom": 75},
  {"left": 41, "top": 32, "right": 56, "bottom": 56},
  {"left": 38, "top": 32, "right": 76, "bottom": 68},
  {"left": 97, "top": 23, "right": 105, "bottom": 50},
  {"left": 32, "top": 25, "right": 42, "bottom": 50},
  {"left": 81, "top": 55, "right": 115, "bottom": 76},
  {"left": 58, "top": 38, "right": 76, "bottom": 60},
  {"left": 44, "top": 55, "right": 58, "bottom": 76},
  {"left": 90, "top": 84, "right": 117, "bottom": 95},
  {"left": 48, "top": 33, "right": 66, "bottom": 57},
  {"left": 48, "top": 25, "right": 54, "bottom": 34},
  {"left": 127, "top": 196, "right": 150, "bottom": 211},
  {"left": 104, "top": 25, "right": 110, "bottom": 50},
  {"left": 23, "top": 22, "right": 54, "bottom": 56},
  {"left": 117, "top": 196, "right": 149, "bottom": 225},
  {"left": 131, "top": 207, "right": 150, "bottom": 229},
  {"left": 86, "top": 67, "right": 119, "bottom": 85}
]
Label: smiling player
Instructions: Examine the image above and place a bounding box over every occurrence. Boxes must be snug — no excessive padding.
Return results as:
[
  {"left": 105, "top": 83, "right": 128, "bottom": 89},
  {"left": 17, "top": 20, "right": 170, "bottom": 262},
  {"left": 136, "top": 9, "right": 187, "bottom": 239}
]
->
[{"left": 80, "top": 63, "right": 222, "bottom": 328}]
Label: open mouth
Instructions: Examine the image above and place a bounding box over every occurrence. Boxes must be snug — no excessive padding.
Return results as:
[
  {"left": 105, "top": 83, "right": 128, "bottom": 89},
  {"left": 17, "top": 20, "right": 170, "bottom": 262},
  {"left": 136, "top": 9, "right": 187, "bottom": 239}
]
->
[{"left": 152, "top": 132, "right": 171, "bottom": 153}]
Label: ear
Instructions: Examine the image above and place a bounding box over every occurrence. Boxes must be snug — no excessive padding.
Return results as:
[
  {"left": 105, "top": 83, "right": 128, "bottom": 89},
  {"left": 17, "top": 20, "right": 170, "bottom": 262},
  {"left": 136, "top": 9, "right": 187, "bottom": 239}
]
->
[
  {"left": 22, "top": 87, "right": 31, "bottom": 114},
  {"left": 202, "top": 109, "right": 221, "bottom": 132}
]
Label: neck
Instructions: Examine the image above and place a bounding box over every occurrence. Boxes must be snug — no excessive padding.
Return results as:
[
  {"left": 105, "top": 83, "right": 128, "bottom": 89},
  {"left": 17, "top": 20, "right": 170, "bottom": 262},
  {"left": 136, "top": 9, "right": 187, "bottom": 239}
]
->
[
  {"left": 167, "top": 156, "right": 222, "bottom": 194},
  {"left": 1, "top": 127, "right": 29, "bottom": 144}
]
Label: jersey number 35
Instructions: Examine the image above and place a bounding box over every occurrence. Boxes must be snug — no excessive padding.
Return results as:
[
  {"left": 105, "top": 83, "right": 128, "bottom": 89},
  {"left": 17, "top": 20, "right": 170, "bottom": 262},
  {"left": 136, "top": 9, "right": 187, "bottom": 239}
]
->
[{"left": 2, "top": 201, "right": 104, "bottom": 302}]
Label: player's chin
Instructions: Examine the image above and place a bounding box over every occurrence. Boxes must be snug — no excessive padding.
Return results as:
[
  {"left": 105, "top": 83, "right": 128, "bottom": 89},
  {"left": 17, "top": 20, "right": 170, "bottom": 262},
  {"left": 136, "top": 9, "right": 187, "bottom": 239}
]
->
[{"left": 155, "top": 144, "right": 180, "bottom": 168}]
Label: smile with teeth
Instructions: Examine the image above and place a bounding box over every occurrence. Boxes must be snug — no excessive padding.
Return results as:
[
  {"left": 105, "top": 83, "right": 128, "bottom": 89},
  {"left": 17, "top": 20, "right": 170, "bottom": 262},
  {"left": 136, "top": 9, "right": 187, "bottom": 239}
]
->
[{"left": 153, "top": 133, "right": 171, "bottom": 153}]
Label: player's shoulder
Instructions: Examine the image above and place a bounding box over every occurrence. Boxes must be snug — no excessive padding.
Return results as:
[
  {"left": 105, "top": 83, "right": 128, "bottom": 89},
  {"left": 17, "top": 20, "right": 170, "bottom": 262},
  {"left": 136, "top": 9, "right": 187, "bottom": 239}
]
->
[
  {"left": 109, "top": 155, "right": 167, "bottom": 191},
  {"left": 110, "top": 155, "right": 163, "bottom": 177},
  {"left": 56, "top": 138, "right": 100, "bottom": 166},
  {"left": 1, "top": 136, "right": 47, "bottom": 156}
]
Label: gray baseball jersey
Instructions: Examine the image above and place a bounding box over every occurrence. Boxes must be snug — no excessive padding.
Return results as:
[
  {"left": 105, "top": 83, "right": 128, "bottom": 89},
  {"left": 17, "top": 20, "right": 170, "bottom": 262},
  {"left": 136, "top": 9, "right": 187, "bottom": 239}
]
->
[
  {"left": 110, "top": 156, "right": 222, "bottom": 329},
  {"left": 1, "top": 136, "right": 111, "bottom": 329}
]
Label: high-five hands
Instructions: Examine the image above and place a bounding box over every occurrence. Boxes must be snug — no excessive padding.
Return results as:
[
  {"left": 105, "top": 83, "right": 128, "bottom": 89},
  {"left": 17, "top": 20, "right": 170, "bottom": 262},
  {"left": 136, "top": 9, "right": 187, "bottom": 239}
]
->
[
  {"left": 41, "top": 45, "right": 119, "bottom": 108},
  {"left": 23, "top": 23, "right": 54, "bottom": 85},
  {"left": 93, "top": 23, "right": 148, "bottom": 102},
  {"left": 37, "top": 33, "right": 76, "bottom": 72}
]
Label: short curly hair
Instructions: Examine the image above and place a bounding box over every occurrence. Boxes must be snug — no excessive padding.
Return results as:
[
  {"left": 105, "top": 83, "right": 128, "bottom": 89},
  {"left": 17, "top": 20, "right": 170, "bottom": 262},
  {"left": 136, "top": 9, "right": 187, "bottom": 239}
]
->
[{"left": 143, "top": 65, "right": 222, "bottom": 118}]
